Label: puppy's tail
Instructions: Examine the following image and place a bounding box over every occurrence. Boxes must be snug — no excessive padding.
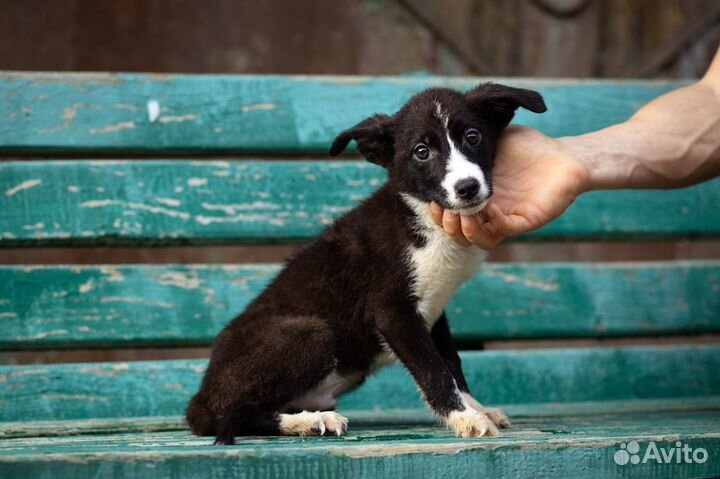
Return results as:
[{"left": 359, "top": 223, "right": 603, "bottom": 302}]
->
[{"left": 187, "top": 394, "right": 281, "bottom": 445}]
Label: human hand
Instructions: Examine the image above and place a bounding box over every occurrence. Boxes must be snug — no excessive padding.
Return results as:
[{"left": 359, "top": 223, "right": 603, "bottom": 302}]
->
[{"left": 430, "top": 126, "right": 591, "bottom": 249}]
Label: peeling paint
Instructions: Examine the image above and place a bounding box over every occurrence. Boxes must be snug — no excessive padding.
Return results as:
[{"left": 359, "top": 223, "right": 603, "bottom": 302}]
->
[
  {"left": 483, "top": 269, "right": 560, "bottom": 292},
  {"left": 195, "top": 214, "right": 285, "bottom": 226},
  {"left": 187, "top": 178, "right": 208, "bottom": 187},
  {"left": 241, "top": 102, "right": 276, "bottom": 113},
  {"left": 5, "top": 179, "right": 41, "bottom": 197},
  {"left": 100, "top": 296, "right": 173, "bottom": 308},
  {"left": 200, "top": 201, "right": 280, "bottom": 215},
  {"left": 157, "top": 271, "right": 202, "bottom": 290},
  {"left": 154, "top": 197, "right": 181, "bottom": 208},
  {"left": 158, "top": 114, "right": 199, "bottom": 124},
  {"left": 100, "top": 266, "right": 125, "bottom": 282},
  {"left": 90, "top": 121, "right": 136, "bottom": 135},
  {"left": 22, "top": 223, "right": 45, "bottom": 230},
  {"left": 79, "top": 200, "right": 190, "bottom": 220},
  {"left": 78, "top": 279, "right": 95, "bottom": 294},
  {"left": 40, "top": 394, "right": 109, "bottom": 402}
]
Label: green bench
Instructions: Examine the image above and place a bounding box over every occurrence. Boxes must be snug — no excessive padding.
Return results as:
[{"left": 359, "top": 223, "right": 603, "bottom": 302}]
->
[{"left": 1, "top": 72, "right": 719, "bottom": 478}]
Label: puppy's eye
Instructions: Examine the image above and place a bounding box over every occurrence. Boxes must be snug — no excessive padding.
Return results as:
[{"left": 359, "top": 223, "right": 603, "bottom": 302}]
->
[
  {"left": 465, "top": 129, "right": 481, "bottom": 145},
  {"left": 413, "top": 144, "right": 430, "bottom": 161}
]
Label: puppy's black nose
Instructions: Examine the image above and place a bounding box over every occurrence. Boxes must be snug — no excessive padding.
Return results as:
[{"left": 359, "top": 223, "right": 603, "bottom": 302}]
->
[{"left": 454, "top": 178, "right": 480, "bottom": 200}]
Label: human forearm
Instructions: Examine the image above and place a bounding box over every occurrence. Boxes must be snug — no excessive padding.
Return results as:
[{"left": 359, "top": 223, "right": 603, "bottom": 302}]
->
[{"left": 563, "top": 77, "right": 720, "bottom": 191}]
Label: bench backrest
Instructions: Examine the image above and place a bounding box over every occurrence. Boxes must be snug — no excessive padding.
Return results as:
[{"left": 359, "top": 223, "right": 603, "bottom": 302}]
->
[{"left": 1, "top": 73, "right": 718, "bottom": 427}]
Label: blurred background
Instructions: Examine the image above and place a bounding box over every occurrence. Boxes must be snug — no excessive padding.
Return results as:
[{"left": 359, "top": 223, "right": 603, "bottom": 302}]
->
[
  {"left": 2, "top": 0, "right": 719, "bottom": 78},
  {"left": 1, "top": 0, "right": 718, "bottom": 363}
]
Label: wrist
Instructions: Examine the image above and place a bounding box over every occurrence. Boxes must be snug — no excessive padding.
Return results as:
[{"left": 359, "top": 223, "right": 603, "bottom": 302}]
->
[{"left": 556, "top": 134, "right": 601, "bottom": 193}]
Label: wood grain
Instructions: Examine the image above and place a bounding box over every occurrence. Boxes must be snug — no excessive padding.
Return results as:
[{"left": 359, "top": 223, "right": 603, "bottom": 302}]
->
[
  {"left": 1, "top": 261, "right": 718, "bottom": 350},
  {"left": 2, "top": 160, "right": 718, "bottom": 246},
  {"left": 1, "top": 346, "right": 718, "bottom": 422},
  {"left": 0, "top": 73, "right": 689, "bottom": 154},
  {"left": 0, "top": 410, "right": 718, "bottom": 478}
]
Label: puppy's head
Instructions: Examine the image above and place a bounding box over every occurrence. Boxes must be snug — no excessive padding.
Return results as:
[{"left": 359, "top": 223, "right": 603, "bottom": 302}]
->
[{"left": 329, "top": 83, "right": 546, "bottom": 215}]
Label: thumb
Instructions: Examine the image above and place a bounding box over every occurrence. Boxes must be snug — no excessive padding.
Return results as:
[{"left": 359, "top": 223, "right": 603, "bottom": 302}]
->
[{"left": 485, "top": 203, "right": 535, "bottom": 236}]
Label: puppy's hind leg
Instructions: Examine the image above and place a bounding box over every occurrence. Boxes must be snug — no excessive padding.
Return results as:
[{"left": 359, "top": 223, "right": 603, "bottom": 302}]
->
[
  {"left": 278, "top": 410, "right": 349, "bottom": 437},
  {"left": 214, "top": 402, "right": 280, "bottom": 445},
  {"left": 208, "top": 315, "right": 340, "bottom": 444}
]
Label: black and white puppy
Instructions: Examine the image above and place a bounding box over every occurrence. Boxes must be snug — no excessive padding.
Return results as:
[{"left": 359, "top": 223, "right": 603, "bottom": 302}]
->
[{"left": 187, "top": 83, "right": 546, "bottom": 445}]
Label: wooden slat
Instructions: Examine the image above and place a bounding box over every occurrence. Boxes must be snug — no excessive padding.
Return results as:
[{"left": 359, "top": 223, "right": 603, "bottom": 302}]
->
[
  {"left": 1, "top": 411, "right": 719, "bottom": 478},
  {"left": 2, "top": 160, "right": 719, "bottom": 246},
  {"left": 0, "top": 346, "right": 718, "bottom": 422},
  {"left": 1, "top": 261, "right": 718, "bottom": 350},
  {"left": 3, "top": 397, "right": 718, "bottom": 439},
  {"left": 0, "top": 72, "right": 689, "bottom": 154}
]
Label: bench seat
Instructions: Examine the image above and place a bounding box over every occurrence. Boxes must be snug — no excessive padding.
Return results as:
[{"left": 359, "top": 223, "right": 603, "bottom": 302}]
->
[
  {"left": 2, "top": 72, "right": 719, "bottom": 478},
  {"left": 2, "top": 405, "right": 719, "bottom": 478}
]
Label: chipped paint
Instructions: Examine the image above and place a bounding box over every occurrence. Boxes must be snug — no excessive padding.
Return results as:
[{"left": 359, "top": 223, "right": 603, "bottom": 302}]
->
[
  {"left": 154, "top": 197, "right": 181, "bottom": 207},
  {"left": 158, "top": 114, "right": 199, "bottom": 124},
  {"left": 483, "top": 269, "right": 560, "bottom": 292},
  {"left": 99, "top": 266, "right": 125, "bottom": 282},
  {"left": 187, "top": 178, "right": 208, "bottom": 187},
  {"left": 157, "top": 271, "right": 202, "bottom": 290},
  {"left": 79, "top": 200, "right": 190, "bottom": 220},
  {"left": 146, "top": 100, "right": 160, "bottom": 122},
  {"left": 22, "top": 223, "right": 44, "bottom": 230},
  {"left": 89, "top": 121, "right": 136, "bottom": 135},
  {"left": 195, "top": 214, "right": 285, "bottom": 226},
  {"left": 5, "top": 179, "right": 41, "bottom": 197},
  {"left": 78, "top": 279, "right": 95, "bottom": 294},
  {"left": 200, "top": 201, "right": 280, "bottom": 215},
  {"left": 100, "top": 296, "right": 173, "bottom": 308},
  {"left": 8, "top": 368, "right": 49, "bottom": 378},
  {"left": 241, "top": 102, "right": 276, "bottom": 113},
  {"left": 40, "top": 394, "right": 109, "bottom": 402}
]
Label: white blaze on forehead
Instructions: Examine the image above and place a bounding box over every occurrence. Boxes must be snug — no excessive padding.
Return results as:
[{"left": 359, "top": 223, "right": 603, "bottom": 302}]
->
[
  {"left": 434, "top": 101, "right": 449, "bottom": 128},
  {"left": 441, "top": 134, "right": 489, "bottom": 206}
]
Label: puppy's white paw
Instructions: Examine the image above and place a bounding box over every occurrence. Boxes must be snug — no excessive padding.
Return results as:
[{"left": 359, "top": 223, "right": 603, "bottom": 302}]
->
[
  {"left": 319, "top": 411, "right": 349, "bottom": 436},
  {"left": 446, "top": 409, "right": 501, "bottom": 438},
  {"left": 460, "top": 392, "right": 511, "bottom": 428},
  {"left": 279, "top": 411, "right": 348, "bottom": 436},
  {"left": 483, "top": 407, "right": 511, "bottom": 429}
]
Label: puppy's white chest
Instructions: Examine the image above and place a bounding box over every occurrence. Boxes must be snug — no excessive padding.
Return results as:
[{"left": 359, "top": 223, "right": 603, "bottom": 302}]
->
[{"left": 407, "top": 228, "right": 485, "bottom": 328}]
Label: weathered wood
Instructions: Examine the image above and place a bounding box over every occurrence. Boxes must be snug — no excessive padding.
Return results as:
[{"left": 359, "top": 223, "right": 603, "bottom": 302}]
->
[
  {"left": 0, "top": 346, "right": 718, "bottom": 422},
  {"left": 0, "top": 410, "right": 718, "bottom": 478},
  {"left": 0, "top": 73, "right": 689, "bottom": 154},
  {"left": 1, "top": 160, "right": 719, "bottom": 246},
  {"left": 1, "top": 261, "right": 718, "bottom": 350},
  {"left": 3, "top": 396, "right": 719, "bottom": 439}
]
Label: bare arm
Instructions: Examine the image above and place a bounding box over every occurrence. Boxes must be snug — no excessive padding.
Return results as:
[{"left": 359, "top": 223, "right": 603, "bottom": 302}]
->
[
  {"left": 432, "top": 46, "right": 720, "bottom": 249},
  {"left": 569, "top": 51, "right": 720, "bottom": 190}
]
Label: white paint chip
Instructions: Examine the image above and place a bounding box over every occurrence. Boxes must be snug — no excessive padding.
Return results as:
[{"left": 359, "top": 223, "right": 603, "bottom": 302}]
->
[
  {"left": 147, "top": 100, "right": 161, "bottom": 122},
  {"left": 241, "top": 102, "right": 276, "bottom": 113},
  {"left": 187, "top": 178, "right": 208, "bottom": 187},
  {"left": 5, "top": 179, "right": 41, "bottom": 197}
]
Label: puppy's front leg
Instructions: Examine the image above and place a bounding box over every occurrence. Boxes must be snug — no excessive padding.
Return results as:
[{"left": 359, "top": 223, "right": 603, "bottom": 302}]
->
[
  {"left": 376, "top": 305, "right": 499, "bottom": 438},
  {"left": 430, "top": 313, "right": 510, "bottom": 429}
]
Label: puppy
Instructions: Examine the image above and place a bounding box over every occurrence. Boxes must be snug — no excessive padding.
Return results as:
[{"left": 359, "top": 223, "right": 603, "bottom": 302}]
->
[{"left": 187, "top": 83, "right": 546, "bottom": 445}]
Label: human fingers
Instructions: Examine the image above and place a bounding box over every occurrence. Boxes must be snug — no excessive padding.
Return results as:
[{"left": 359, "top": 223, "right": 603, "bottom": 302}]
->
[
  {"left": 430, "top": 202, "right": 444, "bottom": 226},
  {"left": 441, "top": 210, "right": 472, "bottom": 247},
  {"left": 460, "top": 214, "right": 505, "bottom": 250}
]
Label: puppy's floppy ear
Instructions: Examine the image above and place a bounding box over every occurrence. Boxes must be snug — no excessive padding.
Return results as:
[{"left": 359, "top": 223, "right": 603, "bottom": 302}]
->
[
  {"left": 466, "top": 83, "right": 547, "bottom": 129},
  {"left": 329, "top": 114, "right": 396, "bottom": 167}
]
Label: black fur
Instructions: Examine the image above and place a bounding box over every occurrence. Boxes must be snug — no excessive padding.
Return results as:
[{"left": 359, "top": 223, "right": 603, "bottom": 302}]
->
[{"left": 187, "top": 83, "right": 546, "bottom": 444}]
